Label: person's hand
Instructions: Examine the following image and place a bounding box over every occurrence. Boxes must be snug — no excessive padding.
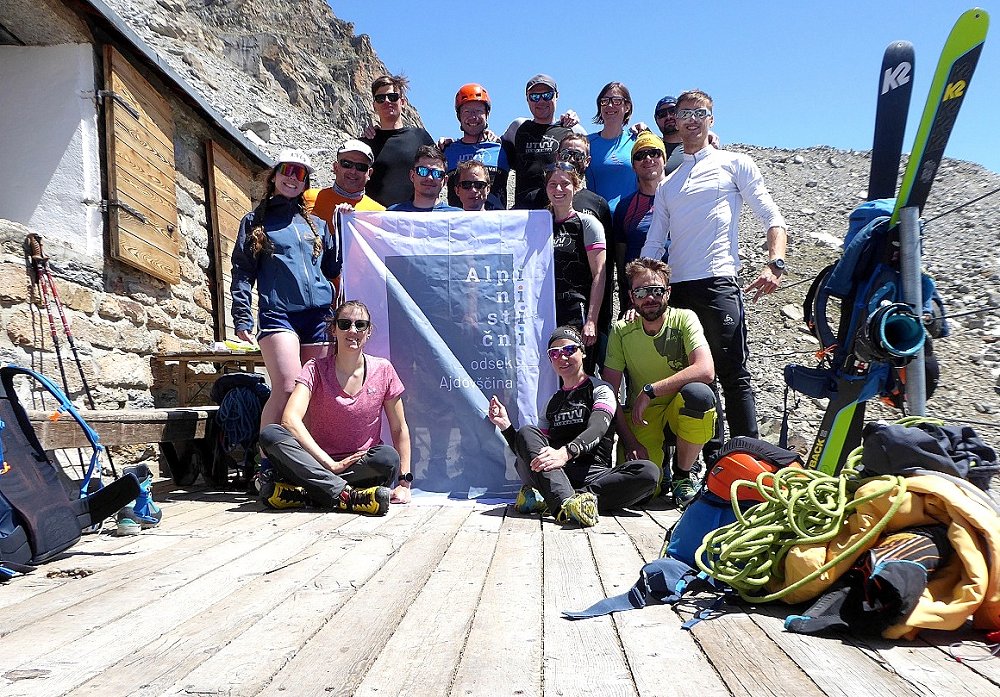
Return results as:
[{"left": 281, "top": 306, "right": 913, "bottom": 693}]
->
[
  {"left": 530, "top": 446, "right": 569, "bottom": 472},
  {"left": 623, "top": 437, "right": 649, "bottom": 462},
  {"left": 631, "top": 391, "right": 652, "bottom": 426},
  {"left": 620, "top": 307, "right": 637, "bottom": 322},
  {"left": 581, "top": 320, "right": 597, "bottom": 346},
  {"left": 335, "top": 202, "right": 355, "bottom": 215},
  {"left": 709, "top": 131, "right": 721, "bottom": 148},
  {"left": 437, "top": 136, "right": 454, "bottom": 151},
  {"left": 629, "top": 122, "right": 651, "bottom": 136},
  {"left": 391, "top": 484, "right": 411, "bottom": 504},
  {"left": 236, "top": 329, "right": 255, "bottom": 344},
  {"left": 745, "top": 266, "right": 782, "bottom": 302},
  {"left": 483, "top": 129, "right": 499, "bottom": 143},
  {"left": 559, "top": 110, "right": 580, "bottom": 128},
  {"left": 331, "top": 449, "right": 366, "bottom": 474},
  {"left": 362, "top": 123, "right": 377, "bottom": 139},
  {"left": 488, "top": 395, "right": 511, "bottom": 430}
]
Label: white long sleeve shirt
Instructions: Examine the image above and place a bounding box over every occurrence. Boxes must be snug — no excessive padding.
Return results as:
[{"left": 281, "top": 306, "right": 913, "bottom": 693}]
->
[{"left": 640, "top": 146, "right": 786, "bottom": 283}]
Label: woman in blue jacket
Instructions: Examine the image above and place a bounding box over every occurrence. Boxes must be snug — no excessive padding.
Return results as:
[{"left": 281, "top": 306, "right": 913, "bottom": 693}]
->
[{"left": 231, "top": 149, "right": 340, "bottom": 428}]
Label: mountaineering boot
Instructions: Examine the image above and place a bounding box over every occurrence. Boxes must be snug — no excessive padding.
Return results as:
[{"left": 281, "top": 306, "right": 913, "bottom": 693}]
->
[
  {"left": 514, "top": 485, "right": 547, "bottom": 515},
  {"left": 115, "top": 465, "right": 162, "bottom": 535},
  {"left": 252, "top": 456, "right": 274, "bottom": 496},
  {"left": 671, "top": 474, "right": 698, "bottom": 510},
  {"left": 260, "top": 481, "right": 310, "bottom": 510},
  {"left": 556, "top": 492, "right": 599, "bottom": 527},
  {"left": 338, "top": 486, "right": 391, "bottom": 516}
]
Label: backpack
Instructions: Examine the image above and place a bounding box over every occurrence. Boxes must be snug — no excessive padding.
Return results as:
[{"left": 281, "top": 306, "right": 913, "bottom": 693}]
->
[
  {"left": 203, "top": 373, "right": 270, "bottom": 489},
  {"left": 0, "top": 365, "right": 139, "bottom": 567}
]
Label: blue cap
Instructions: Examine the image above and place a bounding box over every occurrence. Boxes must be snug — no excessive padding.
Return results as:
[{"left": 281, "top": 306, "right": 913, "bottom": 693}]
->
[{"left": 655, "top": 96, "right": 678, "bottom": 112}]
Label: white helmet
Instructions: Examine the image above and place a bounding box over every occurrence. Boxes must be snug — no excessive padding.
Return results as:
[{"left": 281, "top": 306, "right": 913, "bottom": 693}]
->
[{"left": 275, "top": 148, "right": 315, "bottom": 175}]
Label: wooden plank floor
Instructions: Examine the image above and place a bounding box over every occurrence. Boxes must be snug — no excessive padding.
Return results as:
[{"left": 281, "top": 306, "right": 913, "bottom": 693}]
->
[{"left": 2, "top": 484, "right": 999, "bottom": 697}]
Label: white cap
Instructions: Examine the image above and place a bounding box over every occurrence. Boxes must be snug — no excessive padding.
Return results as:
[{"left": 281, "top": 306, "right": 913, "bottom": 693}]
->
[
  {"left": 276, "top": 148, "right": 314, "bottom": 174},
  {"left": 337, "top": 139, "right": 375, "bottom": 163}
]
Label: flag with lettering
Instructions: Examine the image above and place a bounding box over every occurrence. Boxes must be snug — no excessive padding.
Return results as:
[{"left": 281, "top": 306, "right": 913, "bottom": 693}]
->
[{"left": 341, "top": 210, "right": 557, "bottom": 497}]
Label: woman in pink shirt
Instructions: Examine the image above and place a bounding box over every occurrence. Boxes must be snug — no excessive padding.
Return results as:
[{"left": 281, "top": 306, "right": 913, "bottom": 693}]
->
[{"left": 259, "top": 300, "right": 412, "bottom": 513}]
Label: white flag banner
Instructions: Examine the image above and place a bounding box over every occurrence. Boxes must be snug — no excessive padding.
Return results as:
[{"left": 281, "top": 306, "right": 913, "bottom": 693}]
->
[{"left": 341, "top": 210, "right": 556, "bottom": 497}]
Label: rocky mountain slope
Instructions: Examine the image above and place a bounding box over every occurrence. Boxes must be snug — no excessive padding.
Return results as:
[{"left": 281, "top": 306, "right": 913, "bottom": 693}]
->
[{"left": 108, "top": 0, "right": 1000, "bottom": 449}]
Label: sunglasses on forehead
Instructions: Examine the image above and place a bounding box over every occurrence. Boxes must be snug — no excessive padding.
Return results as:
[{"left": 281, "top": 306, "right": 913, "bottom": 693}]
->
[
  {"left": 374, "top": 92, "right": 401, "bottom": 104},
  {"left": 277, "top": 163, "right": 308, "bottom": 182},
  {"left": 527, "top": 90, "right": 556, "bottom": 103},
  {"left": 544, "top": 161, "right": 578, "bottom": 174},
  {"left": 631, "top": 285, "right": 668, "bottom": 299},
  {"left": 547, "top": 344, "right": 582, "bottom": 360},
  {"left": 458, "top": 180, "right": 488, "bottom": 191},
  {"left": 414, "top": 165, "right": 445, "bottom": 179},
  {"left": 338, "top": 159, "right": 371, "bottom": 173},
  {"left": 335, "top": 318, "right": 371, "bottom": 331}
]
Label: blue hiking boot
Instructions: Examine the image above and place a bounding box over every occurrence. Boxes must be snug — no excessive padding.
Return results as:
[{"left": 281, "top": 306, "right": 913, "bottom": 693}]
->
[{"left": 115, "top": 465, "right": 162, "bottom": 535}]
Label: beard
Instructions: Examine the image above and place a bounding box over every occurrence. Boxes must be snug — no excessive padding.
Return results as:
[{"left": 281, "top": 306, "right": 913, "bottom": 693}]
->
[
  {"left": 662, "top": 124, "right": 678, "bottom": 136},
  {"left": 637, "top": 301, "right": 667, "bottom": 321}
]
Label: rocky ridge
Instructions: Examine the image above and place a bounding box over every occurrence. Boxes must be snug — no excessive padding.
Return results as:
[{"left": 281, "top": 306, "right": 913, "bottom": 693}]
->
[{"left": 107, "top": 0, "right": 1000, "bottom": 449}]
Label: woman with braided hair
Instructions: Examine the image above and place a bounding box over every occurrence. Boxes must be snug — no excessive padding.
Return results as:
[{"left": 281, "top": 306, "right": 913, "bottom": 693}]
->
[{"left": 231, "top": 149, "right": 340, "bottom": 428}]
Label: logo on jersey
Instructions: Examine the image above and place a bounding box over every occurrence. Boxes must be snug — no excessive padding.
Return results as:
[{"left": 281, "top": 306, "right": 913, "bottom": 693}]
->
[{"left": 723, "top": 314, "right": 735, "bottom": 326}]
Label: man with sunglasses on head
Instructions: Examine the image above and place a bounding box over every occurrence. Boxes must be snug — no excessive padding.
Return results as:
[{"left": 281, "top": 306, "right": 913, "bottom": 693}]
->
[
  {"left": 361, "top": 74, "right": 434, "bottom": 208},
  {"left": 502, "top": 74, "right": 587, "bottom": 206},
  {"left": 640, "top": 89, "right": 787, "bottom": 459},
  {"left": 387, "top": 145, "right": 462, "bottom": 212},
  {"left": 602, "top": 258, "right": 717, "bottom": 508},
  {"left": 442, "top": 83, "right": 510, "bottom": 208}
]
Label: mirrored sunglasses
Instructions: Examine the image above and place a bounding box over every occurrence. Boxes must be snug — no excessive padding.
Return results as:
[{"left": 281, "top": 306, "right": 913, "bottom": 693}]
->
[
  {"left": 655, "top": 107, "right": 677, "bottom": 120},
  {"left": 459, "top": 180, "right": 489, "bottom": 191},
  {"left": 547, "top": 344, "right": 582, "bottom": 360},
  {"left": 527, "top": 90, "right": 556, "bottom": 103},
  {"left": 336, "top": 318, "right": 371, "bottom": 331},
  {"left": 557, "top": 148, "right": 587, "bottom": 163},
  {"left": 599, "top": 96, "right": 627, "bottom": 107},
  {"left": 544, "top": 161, "right": 578, "bottom": 174},
  {"left": 339, "top": 159, "right": 371, "bottom": 173},
  {"left": 374, "top": 92, "right": 401, "bottom": 104},
  {"left": 632, "top": 149, "right": 664, "bottom": 162},
  {"left": 414, "top": 165, "right": 445, "bottom": 180},
  {"left": 277, "top": 163, "right": 308, "bottom": 182},
  {"left": 676, "top": 108, "right": 712, "bottom": 121},
  {"left": 631, "top": 285, "right": 668, "bottom": 299}
]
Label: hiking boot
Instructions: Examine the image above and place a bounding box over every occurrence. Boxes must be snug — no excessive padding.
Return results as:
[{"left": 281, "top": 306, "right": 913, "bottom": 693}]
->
[
  {"left": 671, "top": 475, "right": 698, "bottom": 509},
  {"left": 113, "top": 516, "right": 141, "bottom": 537},
  {"left": 116, "top": 465, "right": 162, "bottom": 531},
  {"left": 338, "top": 486, "right": 390, "bottom": 516},
  {"left": 260, "top": 481, "right": 309, "bottom": 510},
  {"left": 252, "top": 457, "right": 275, "bottom": 496},
  {"left": 514, "top": 485, "right": 547, "bottom": 515},
  {"left": 556, "top": 492, "right": 599, "bottom": 528}
]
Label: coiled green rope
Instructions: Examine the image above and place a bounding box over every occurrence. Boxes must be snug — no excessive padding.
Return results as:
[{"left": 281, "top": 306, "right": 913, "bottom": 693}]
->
[{"left": 692, "top": 418, "right": 947, "bottom": 603}]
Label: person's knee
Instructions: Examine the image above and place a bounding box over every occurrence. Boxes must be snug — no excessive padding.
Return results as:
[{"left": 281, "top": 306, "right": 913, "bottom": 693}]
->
[
  {"left": 635, "top": 458, "right": 660, "bottom": 485},
  {"left": 367, "top": 445, "right": 400, "bottom": 476},
  {"left": 679, "top": 382, "right": 716, "bottom": 414},
  {"left": 259, "top": 423, "right": 290, "bottom": 451}
]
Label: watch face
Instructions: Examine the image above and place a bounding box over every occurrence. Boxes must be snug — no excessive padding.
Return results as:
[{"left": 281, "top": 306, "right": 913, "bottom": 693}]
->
[{"left": 770, "top": 259, "right": 785, "bottom": 271}]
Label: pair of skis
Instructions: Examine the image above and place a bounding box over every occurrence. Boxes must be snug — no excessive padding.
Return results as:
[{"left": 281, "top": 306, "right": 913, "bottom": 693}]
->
[{"left": 805, "top": 8, "right": 989, "bottom": 474}]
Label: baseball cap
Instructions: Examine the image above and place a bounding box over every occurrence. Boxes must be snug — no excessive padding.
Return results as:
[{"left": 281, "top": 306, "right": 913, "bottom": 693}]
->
[
  {"left": 632, "top": 131, "right": 666, "bottom": 160},
  {"left": 276, "top": 148, "right": 314, "bottom": 174},
  {"left": 337, "top": 139, "right": 375, "bottom": 164},
  {"left": 655, "top": 96, "right": 678, "bottom": 113},
  {"left": 526, "top": 73, "right": 558, "bottom": 92}
]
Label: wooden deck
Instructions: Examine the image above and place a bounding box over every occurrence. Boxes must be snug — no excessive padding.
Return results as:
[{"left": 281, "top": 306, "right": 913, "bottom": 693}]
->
[{"left": 2, "top": 484, "right": 999, "bottom": 697}]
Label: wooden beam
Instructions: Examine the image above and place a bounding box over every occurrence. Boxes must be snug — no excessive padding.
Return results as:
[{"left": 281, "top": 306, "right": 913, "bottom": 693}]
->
[{"left": 29, "top": 407, "right": 217, "bottom": 449}]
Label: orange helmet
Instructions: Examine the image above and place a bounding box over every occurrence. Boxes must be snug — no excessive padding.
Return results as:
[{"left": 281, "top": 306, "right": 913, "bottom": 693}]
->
[
  {"left": 455, "top": 83, "right": 491, "bottom": 115},
  {"left": 706, "top": 451, "right": 780, "bottom": 503}
]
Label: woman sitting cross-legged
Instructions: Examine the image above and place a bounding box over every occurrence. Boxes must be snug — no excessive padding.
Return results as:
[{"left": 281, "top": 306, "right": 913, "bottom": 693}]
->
[
  {"left": 258, "top": 300, "right": 412, "bottom": 514},
  {"left": 487, "top": 326, "right": 658, "bottom": 527}
]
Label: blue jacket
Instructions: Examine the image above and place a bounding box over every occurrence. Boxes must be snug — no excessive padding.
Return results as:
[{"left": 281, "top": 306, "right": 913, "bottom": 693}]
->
[{"left": 230, "top": 197, "right": 338, "bottom": 333}]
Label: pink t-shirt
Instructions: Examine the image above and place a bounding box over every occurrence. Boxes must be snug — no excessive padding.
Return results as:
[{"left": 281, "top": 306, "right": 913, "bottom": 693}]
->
[{"left": 295, "top": 353, "right": 404, "bottom": 457}]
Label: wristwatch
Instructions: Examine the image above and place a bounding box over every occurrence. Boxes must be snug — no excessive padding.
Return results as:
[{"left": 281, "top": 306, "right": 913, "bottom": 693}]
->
[
  {"left": 768, "top": 258, "right": 786, "bottom": 274},
  {"left": 398, "top": 472, "right": 414, "bottom": 483},
  {"left": 642, "top": 383, "right": 657, "bottom": 399},
  {"left": 565, "top": 442, "right": 582, "bottom": 459}
]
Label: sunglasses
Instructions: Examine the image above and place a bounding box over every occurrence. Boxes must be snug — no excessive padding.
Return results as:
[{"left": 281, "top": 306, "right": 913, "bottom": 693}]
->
[
  {"left": 547, "top": 344, "right": 582, "bottom": 360},
  {"left": 459, "top": 180, "right": 489, "bottom": 191},
  {"left": 338, "top": 159, "right": 371, "bottom": 173},
  {"left": 277, "top": 163, "right": 308, "bottom": 182},
  {"left": 676, "top": 108, "right": 712, "bottom": 121},
  {"left": 557, "top": 148, "right": 587, "bottom": 163},
  {"left": 374, "top": 92, "right": 401, "bottom": 104},
  {"left": 632, "top": 149, "right": 663, "bottom": 162},
  {"left": 655, "top": 107, "right": 677, "bottom": 119},
  {"left": 414, "top": 165, "right": 445, "bottom": 180},
  {"left": 544, "top": 161, "right": 578, "bottom": 174},
  {"left": 527, "top": 90, "right": 556, "bottom": 103},
  {"left": 631, "top": 285, "right": 668, "bottom": 299},
  {"left": 335, "top": 318, "right": 371, "bottom": 331},
  {"left": 599, "top": 96, "right": 627, "bottom": 107}
]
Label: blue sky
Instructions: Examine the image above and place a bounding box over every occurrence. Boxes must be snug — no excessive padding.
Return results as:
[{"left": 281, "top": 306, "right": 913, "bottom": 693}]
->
[{"left": 332, "top": 1, "right": 999, "bottom": 174}]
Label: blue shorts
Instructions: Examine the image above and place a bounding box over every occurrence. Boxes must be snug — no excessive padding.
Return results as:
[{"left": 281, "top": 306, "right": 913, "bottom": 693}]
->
[{"left": 258, "top": 306, "right": 331, "bottom": 345}]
